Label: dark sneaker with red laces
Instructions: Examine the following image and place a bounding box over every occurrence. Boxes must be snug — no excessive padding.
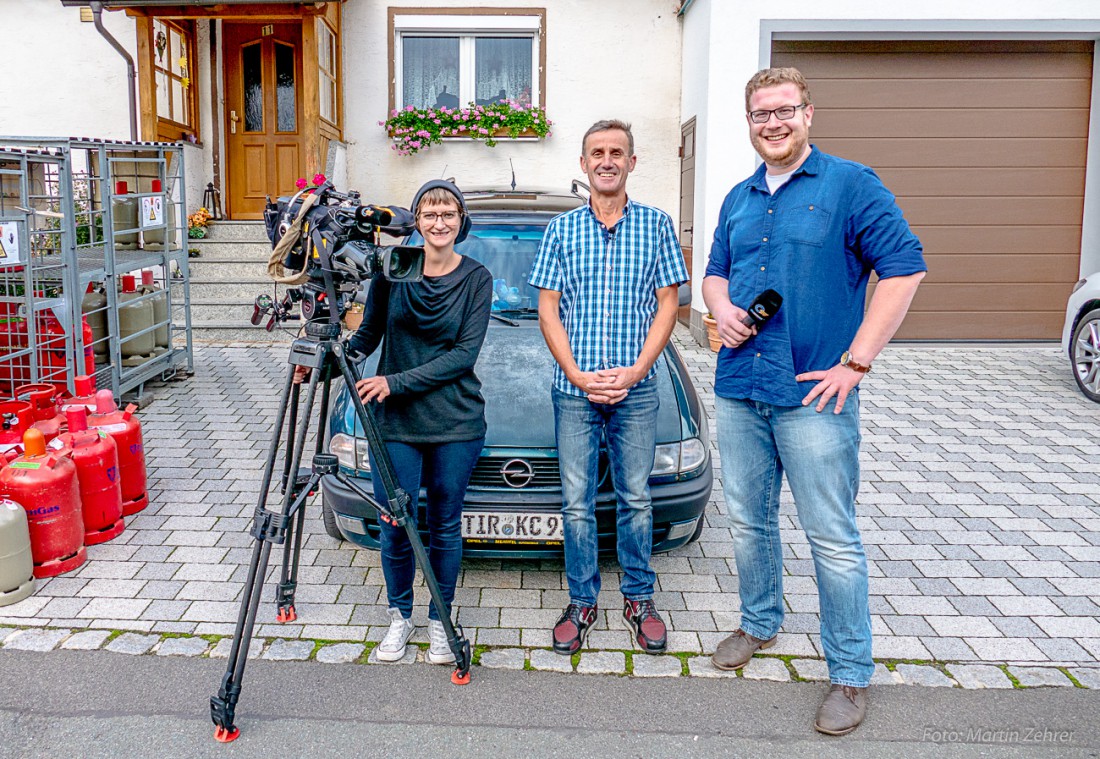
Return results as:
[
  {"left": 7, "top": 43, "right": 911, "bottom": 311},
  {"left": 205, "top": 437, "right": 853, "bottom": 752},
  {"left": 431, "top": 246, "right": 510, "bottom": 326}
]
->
[
  {"left": 623, "top": 599, "right": 667, "bottom": 654},
  {"left": 552, "top": 603, "right": 598, "bottom": 655}
]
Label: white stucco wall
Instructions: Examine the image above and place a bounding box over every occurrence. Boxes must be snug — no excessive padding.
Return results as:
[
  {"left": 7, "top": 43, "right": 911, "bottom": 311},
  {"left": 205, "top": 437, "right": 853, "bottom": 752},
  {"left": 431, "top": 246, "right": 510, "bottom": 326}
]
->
[
  {"left": 0, "top": 1, "right": 213, "bottom": 214},
  {"left": 342, "top": 0, "right": 683, "bottom": 217},
  {"left": 680, "top": 0, "right": 1100, "bottom": 296}
]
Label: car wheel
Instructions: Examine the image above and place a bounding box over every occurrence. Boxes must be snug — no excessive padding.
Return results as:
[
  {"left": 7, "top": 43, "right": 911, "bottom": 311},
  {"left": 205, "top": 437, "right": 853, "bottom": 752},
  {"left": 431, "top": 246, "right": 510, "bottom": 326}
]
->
[
  {"left": 321, "top": 495, "right": 344, "bottom": 541},
  {"left": 1071, "top": 307, "right": 1100, "bottom": 403}
]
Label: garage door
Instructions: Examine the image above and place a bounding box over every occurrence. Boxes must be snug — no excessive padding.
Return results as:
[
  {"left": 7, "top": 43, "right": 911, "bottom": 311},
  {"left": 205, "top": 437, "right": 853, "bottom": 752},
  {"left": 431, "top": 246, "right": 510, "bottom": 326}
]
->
[{"left": 772, "top": 41, "right": 1093, "bottom": 339}]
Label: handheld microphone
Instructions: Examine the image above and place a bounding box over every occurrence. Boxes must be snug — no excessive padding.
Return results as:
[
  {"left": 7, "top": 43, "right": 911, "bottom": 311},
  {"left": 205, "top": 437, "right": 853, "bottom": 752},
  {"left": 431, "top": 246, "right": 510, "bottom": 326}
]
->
[{"left": 740, "top": 289, "right": 783, "bottom": 329}]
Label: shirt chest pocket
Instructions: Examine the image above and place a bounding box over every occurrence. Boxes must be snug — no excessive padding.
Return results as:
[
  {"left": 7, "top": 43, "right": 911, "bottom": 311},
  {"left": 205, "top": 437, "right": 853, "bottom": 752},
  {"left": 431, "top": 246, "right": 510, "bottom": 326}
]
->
[{"left": 780, "top": 203, "right": 831, "bottom": 247}]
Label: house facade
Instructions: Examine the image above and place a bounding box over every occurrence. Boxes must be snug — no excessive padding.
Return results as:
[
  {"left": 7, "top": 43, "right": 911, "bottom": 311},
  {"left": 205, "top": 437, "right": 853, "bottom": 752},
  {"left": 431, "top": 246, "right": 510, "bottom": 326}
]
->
[
  {"left": 681, "top": 0, "right": 1100, "bottom": 341},
  {"left": 4, "top": 1, "right": 1100, "bottom": 340}
]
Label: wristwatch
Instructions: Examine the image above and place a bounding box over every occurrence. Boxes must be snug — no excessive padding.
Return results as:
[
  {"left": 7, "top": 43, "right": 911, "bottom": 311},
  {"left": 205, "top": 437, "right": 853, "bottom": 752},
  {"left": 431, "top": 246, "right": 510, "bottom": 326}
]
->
[{"left": 840, "top": 351, "right": 871, "bottom": 374}]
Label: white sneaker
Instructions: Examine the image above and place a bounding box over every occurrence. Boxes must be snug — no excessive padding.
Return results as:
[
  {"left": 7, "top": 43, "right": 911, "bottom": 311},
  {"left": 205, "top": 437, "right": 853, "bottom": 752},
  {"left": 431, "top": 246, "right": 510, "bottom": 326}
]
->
[
  {"left": 376, "top": 608, "right": 414, "bottom": 662},
  {"left": 427, "top": 619, "right": 456, "bottom": 664}
]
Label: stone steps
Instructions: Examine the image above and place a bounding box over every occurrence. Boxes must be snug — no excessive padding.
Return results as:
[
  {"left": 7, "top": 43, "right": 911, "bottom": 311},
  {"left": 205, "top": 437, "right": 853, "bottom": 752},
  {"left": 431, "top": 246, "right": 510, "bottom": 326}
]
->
[{"left": 186, "top": 221, "right": 287, "bottom": 341}]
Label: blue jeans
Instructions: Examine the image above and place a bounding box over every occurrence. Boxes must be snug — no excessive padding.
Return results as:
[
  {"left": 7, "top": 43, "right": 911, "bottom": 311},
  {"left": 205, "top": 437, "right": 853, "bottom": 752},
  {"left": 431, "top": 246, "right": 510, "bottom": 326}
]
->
[
  {"left": 715, "top": 394, "right": 872, "bottom": 688},
  {"left": 369, "top": 438, "right": 483, "bottom": 621},
  {"left": 552, "top": 380, "right": 659, "bottom": 607}
]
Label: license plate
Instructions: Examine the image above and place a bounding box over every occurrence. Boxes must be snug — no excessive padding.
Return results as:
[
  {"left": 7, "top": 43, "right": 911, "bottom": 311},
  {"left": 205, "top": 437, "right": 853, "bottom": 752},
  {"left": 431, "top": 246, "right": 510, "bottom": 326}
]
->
[{"left": 461, "top": 511, "right": 563, "bottom": 544}]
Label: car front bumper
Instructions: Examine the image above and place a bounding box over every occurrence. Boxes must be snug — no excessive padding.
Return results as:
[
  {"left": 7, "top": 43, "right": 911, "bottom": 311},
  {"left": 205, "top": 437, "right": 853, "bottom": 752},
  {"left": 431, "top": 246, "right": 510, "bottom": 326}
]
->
[{"left": 320, "top": 463, "right": 713, "bottom": 559}]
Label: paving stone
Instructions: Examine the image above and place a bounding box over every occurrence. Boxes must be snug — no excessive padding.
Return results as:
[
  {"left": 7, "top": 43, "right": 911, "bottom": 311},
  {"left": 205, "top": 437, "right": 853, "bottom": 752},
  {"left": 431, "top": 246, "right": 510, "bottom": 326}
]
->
[
  {"left": 894, "top": 663, "right": 956, "bottom": 687},
  {"left": 106, "top": 633, "right": 159, "bottom": 655},
  {"left": 479, "top": 648, "right": 526, "bottom": 670},
  {"left": 3, "top": 628, "right": 71, "bottom": 652},
  {"left": 577, "top": 651, "right": 625, "bottom": 675},
  {"left": 1011, "top": 666, "right": 1074, "bottom": 687},
  {"left": 529, "top": 649, "right": 573, "bottom": 673},
  {"left": 60, "top": 630, "right": 112, "bottom": 650},
  {"left": 1069, "top": 668, "right": 1100, "bottom": 689},
  {"left": 209, "top": 637, "right": 265, "bottom": 659},
  {"left": 687, "top": 656, "right": 740, "bottom": 678},
  {"left": 948, "top": 664, "right": 1014, "bottom": 689},
  {"left": 631, "top": 654, "right": 683, "bottom": 678},
  {"left": 741, "top": 657, "right": 791, "bottom": 682},
  {"left": 367, "top": 646, "right": 417, "bottom": 664},
  {"left": 156, "top": 636, "right": 211, "bottom": 657},
  {"left": 262, "top": 638, "right": 315, "bottom": 661},
  {"left": 316, "top": 643, "right": 365, "bottom": 664}
]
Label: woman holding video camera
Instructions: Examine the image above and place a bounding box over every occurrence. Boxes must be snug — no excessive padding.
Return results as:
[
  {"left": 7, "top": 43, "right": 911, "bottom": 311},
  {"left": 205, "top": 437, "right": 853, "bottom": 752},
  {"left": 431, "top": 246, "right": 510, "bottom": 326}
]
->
[{"left": 347, "top": 180, "right": 492, "bottom": 663}]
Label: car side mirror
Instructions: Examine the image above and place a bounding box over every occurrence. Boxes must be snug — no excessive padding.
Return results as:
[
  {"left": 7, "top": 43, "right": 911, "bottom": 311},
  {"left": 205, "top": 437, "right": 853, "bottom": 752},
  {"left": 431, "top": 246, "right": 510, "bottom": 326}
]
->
[{"left": 678, "top": 283, "right": 691, "bottom": 307}]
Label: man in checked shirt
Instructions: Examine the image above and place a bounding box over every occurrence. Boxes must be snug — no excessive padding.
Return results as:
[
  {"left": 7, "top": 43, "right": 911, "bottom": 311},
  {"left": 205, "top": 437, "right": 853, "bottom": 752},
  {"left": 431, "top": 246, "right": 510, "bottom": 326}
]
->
[{"left": 529, "top": 119, "right": 688, "bottom": 656}]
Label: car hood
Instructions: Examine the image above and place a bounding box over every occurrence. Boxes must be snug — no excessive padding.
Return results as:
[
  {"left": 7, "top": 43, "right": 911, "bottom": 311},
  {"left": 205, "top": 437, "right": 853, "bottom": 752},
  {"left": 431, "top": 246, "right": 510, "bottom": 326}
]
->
[{"left": 333, "top": 320, "right": 685, "bottom": 448}]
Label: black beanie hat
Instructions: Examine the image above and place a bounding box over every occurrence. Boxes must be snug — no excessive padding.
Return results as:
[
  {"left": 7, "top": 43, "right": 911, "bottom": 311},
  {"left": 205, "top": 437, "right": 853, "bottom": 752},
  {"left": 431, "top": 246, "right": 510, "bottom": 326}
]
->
[{"left": 410, "top": 179, "right": 471, "bottom": 244}]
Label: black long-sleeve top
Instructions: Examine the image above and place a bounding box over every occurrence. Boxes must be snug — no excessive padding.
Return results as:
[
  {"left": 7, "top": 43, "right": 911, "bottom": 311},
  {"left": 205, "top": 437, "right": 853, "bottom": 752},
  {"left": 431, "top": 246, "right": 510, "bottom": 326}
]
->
[{"left": 347, "top": 255, "right": 493, "bottom": 443}]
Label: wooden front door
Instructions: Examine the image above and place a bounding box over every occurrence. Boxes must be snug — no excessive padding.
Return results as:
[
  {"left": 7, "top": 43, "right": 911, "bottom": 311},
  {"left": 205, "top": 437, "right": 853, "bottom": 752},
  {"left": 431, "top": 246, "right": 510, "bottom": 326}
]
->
[
  {"left": 678, "top": 118, "right": 696, "bottom": 324},
  {"left": 224, "top": 23, "right": 305, "bottom": 219}
]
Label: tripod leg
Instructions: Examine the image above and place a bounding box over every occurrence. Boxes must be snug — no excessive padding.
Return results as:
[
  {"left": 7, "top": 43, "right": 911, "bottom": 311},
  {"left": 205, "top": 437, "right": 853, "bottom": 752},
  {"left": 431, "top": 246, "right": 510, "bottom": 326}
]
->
[
  {"left": 332, "top": 344, "right": 472, "bottom": 684},
  {"left": 211, "top": 365, "right": 299, "bottom": 741},
  {"left": 277, "top": 365, "right": 331, "bottom": 623},
  {"left": 210, "top": 359, "right": 323, "bottom": 741}
]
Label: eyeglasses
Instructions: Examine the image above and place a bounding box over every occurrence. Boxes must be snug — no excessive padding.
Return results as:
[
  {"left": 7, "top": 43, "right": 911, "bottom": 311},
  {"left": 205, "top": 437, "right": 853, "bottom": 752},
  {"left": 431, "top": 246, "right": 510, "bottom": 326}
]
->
[
  {"left": 748, "top": 103, "right": 809, "bottom": 124},
  {"left": 418, "top": 211, "right": 460, "bottom": 224}
]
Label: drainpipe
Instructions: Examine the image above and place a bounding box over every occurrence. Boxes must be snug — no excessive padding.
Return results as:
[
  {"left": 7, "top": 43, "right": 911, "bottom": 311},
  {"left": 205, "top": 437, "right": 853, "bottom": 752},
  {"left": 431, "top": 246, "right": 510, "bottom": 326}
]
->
[{"left": 90, "top": 1, "right": 138, "bottom": 141}]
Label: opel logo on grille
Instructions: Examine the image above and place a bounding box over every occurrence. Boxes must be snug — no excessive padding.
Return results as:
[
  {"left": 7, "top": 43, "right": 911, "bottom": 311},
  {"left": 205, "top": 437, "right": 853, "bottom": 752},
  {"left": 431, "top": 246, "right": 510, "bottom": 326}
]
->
[{"left": 500, "top": 458, "right": 535, "bottom": 488}]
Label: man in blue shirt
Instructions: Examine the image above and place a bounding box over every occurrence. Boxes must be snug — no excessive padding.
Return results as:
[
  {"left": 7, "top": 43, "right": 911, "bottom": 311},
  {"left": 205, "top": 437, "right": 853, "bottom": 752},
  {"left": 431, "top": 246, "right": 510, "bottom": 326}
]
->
[
  {"left": 530, "top": 119, "right": 688, "bottom": 656},
  {"left": 703, "top": 68, "right": 926, "bottom": 736}
]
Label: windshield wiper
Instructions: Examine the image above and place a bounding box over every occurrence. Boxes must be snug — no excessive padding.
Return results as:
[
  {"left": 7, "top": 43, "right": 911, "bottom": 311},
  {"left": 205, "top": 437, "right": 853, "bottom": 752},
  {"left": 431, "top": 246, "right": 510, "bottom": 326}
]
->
[{"left": 490, "top": 312, "right": 519, "bottom": 326}]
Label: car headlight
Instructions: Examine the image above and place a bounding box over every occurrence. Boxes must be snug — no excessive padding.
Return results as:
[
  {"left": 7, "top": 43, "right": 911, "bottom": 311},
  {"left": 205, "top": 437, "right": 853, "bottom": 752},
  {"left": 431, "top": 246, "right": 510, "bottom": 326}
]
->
[
  {"left": 329, "top": 433, "right": 371, "bottom": 471},
  {"left": 679, "top": 438, "right": 707, "bottom": 472},
  {"left": 651, "top": 443, "right": 679, "bottom": 476},
  {"left": 1072, "top": 278, "right": 1088, "bottom": 294},
  {"left": 650, "top": 438, "right": 707, "bottom": 476}
]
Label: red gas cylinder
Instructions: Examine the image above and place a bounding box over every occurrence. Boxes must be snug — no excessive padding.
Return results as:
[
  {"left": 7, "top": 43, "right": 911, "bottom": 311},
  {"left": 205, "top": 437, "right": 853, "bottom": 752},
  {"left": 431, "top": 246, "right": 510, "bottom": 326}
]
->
[
  {"left": 57, "top": 375, "right": 99, "bottom": 416},
  {"left": 14, "top": 384, "right": 62, "bottom": 442},
  {"left": 0, "top": 428, "right": 86, "bottom": 578},
  {"left": 87, "top": 390, "right": 147, "bottom": 516},
  {"left": 55, "top": 407, "right": 124, "bottom": 545},
  {"left": 0, "top": 400, "right": 35, "bottom": 462}
]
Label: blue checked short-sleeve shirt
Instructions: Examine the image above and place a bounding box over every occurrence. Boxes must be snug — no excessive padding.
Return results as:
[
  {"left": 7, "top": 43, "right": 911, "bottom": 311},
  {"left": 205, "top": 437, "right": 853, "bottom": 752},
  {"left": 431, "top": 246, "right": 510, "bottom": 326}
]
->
[{"left": 529, "top": 199, "right": 688, "bottom": 396}]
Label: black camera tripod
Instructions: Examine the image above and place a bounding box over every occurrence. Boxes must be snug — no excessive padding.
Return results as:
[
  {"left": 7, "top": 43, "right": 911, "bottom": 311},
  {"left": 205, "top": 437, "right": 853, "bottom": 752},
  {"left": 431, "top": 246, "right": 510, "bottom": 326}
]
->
[{"left": 210, "top": 320, "right": 473, "bottom": 743}]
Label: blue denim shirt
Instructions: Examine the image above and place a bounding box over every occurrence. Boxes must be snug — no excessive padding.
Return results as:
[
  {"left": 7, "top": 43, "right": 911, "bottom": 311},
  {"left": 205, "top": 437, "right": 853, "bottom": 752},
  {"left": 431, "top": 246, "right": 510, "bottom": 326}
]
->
[{"left": 705, "top": 147, "right": 926, "bottom": 407}]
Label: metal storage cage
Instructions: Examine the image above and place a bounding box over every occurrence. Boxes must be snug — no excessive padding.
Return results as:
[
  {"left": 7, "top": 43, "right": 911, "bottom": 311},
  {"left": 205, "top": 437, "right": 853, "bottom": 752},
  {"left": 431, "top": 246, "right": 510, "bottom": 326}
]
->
[{"left": 0, "top": 137, "right": 193, "bottom": 399}]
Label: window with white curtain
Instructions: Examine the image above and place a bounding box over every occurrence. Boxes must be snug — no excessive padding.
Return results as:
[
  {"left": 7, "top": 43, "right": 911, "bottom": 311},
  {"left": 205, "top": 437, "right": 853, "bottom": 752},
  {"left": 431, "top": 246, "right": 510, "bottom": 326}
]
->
[
  {"left": 318, "top": 19, "right": 338, "bottom": 125},
  {"left": 392, "top": 12, "right": 543, "bottom": 111}
]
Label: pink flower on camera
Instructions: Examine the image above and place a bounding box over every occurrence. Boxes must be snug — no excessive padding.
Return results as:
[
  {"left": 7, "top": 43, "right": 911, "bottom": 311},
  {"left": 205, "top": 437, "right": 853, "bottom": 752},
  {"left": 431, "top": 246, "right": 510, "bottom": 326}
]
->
[
  {"left": 313, "top": 173, "right": 327, "bottom": 185},
  {"left": 295, "top": 178, "right": 307, "bottom": 189}
]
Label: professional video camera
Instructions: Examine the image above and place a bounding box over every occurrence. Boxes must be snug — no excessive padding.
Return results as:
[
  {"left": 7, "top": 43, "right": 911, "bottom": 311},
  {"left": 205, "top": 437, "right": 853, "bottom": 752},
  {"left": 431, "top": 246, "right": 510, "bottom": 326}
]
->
[{"left": 253, "top": 181, "right": 425, "bottom": 329}]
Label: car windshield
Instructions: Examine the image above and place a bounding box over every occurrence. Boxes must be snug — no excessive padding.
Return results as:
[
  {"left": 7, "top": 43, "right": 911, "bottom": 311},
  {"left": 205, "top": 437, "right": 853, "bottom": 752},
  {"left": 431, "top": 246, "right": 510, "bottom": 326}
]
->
[{"left": 409, "top": 222, "right": 545, "bottom": 316}]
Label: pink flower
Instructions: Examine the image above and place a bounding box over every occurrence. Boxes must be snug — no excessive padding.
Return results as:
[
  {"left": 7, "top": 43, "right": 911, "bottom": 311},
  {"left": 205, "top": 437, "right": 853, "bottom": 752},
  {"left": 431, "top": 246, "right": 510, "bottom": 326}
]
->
[
  {"left": 433, "top": 119, "right": 441, "bottom": 125},
  {"left": 479, "top": 128, "right": 489, "bottom": 135},
  {"left": 313, "top": 173, "right": 327, "bottom": 185},
  {"left": 295, "top": 178, "right": 307, "bottom": 189},
  {"left": 405, "top": 105, "right": 415, "bottom": 112},
  {"left": 391, "top": 109, "right": 399, "bottom": 117},
  {"left": 411, "top": 140, "right": 422, "bottom": 148}
]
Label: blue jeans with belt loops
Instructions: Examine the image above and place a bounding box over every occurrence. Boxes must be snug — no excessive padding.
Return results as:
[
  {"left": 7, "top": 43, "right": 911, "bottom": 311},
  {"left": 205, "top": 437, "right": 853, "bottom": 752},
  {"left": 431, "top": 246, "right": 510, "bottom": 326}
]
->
[
  {"left": 715, "top": 393, "right": 873, "bottom": 688},
  {"left": 552, "top": 380, "right": 659, "bottom": 607}
]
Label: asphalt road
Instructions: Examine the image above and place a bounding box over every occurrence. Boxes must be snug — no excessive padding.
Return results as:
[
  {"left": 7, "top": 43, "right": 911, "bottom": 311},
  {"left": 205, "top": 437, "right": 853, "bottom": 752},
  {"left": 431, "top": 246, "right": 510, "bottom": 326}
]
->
[{"left": 0, "top": 651, "right": 1097, "bottom": 759}]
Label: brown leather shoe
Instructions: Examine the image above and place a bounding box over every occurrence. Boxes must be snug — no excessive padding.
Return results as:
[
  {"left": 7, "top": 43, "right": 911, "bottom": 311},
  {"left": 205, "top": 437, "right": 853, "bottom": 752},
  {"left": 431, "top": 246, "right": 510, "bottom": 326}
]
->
[
  {"left": 814, "top": 684, "right": 867, "bottom": 736},
  {"left": 711, "top": 629, "right": 777, "bottom": 670}
]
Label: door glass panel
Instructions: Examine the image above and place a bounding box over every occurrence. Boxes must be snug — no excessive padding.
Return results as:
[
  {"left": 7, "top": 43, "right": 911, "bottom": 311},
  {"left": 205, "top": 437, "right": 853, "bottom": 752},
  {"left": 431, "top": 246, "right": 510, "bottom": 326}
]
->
[
  {"left": 275, "top": 42, "right": 296, "bottom": 132},
  {"left": 156, "top": 71, "right": 170, "bottom": 119},
  {"left": 243, "top": 42, "right": 263, "bottom": 132},
  {"left": 402, "top": 36, "right": 459, "bottom": 110},
  {"left": 475, "top": 37, "right": 532, "bottom": 105}
]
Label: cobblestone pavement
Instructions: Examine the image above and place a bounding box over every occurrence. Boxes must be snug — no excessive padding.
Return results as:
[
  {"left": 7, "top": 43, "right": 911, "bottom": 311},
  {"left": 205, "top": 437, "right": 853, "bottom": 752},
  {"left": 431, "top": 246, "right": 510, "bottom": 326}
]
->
[{"left": 2, "top": 328, "right": 1099, "bottom": 689}]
